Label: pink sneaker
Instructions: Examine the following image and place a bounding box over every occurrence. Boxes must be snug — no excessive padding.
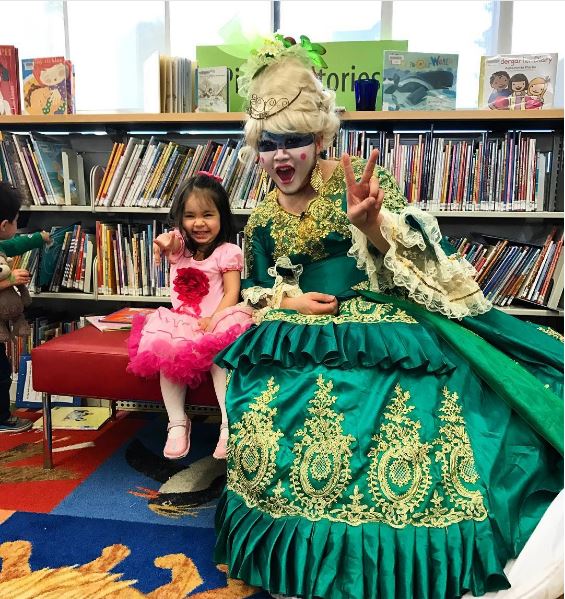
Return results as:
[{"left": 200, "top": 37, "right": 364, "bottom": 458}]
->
[{"left": 163, "top": 417, "right": 191, "bottom": 459}]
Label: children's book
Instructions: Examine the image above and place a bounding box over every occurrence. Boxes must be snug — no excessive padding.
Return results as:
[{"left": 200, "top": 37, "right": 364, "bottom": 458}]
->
[
  {"left": 21, "top": 56, "right": 74, "bottom": 115},
  {"left": 197, "top": 66, "right": 229, "bottom": 112},
  {"left": 382, "top": 51, "right": 458, "bottom": 111},
  {"left": 100, "top": 306, "right": 155, "bottom": 325},
  {"left": 478, "top": 53, "right": 558, "bottom": 110},
  {"left": 32, "top": 406, "right": 112, "bottom": 430},
  {"left": 0, "top": 45, "right": 20, "bottom": 115}
]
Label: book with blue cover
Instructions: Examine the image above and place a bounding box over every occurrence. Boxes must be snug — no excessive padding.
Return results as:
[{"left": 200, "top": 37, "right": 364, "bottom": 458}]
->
[{"left": 382, "top": 51, "right": 458, "bottom": 111}]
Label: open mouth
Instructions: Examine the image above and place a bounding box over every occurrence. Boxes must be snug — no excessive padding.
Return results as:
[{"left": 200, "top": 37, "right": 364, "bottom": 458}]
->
[{"left": 275, "top": 165, "right": 295, "bottom": 184}]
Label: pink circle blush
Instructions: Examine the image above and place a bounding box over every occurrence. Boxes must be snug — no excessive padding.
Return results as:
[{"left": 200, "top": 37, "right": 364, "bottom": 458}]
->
[{"left": 300, "top": 152, "right": 307, "bottom": 160}]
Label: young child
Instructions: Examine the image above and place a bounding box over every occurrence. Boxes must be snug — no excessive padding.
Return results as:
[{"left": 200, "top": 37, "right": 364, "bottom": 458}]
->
[
  {"left": 127, "top": 172, "right": 253, "bottom": 460},
  {"left": 0, "top": 182, "right": 51, "bottom": 433}
]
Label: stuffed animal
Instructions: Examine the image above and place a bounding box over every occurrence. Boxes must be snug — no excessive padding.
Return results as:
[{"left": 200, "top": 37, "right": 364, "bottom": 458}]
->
[{"left": 0, "top": 252, "right": 31, "bottom": 342}]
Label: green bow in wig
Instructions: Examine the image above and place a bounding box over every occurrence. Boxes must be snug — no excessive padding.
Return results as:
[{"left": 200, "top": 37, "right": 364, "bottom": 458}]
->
[{"left": 237, "top": 34, "right": 328, "bottom": 100}]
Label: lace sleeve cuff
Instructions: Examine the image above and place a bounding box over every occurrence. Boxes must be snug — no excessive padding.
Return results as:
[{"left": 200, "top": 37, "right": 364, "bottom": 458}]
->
[{"left": 348, "top": 207, "right": 492, "bottom": 320}]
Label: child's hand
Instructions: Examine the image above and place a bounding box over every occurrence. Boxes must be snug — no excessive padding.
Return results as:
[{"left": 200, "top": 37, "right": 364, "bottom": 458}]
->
[
  {"left": 153, "top": 233, "right": 174, "bottom": 264},
  {"left": 198, "top": 317, "right": 212, "bottom": 331},
  {"left": 9, "top": 269, "right": 31, "bottom": 286},
  {"left": 40, "top": 230, "right": 52, "bottom": 245}
]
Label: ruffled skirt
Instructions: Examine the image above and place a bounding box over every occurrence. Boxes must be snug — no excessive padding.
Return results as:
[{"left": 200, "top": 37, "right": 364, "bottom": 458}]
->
[
  {"left": 127, "top": 305, "right": 253, "bottom": 388},
  {"left": 213, "top": 298, "right": 563, "bottom": 599}
]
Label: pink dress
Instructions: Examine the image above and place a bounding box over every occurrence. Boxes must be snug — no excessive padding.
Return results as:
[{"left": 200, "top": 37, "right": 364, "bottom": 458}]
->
[{"left": 127, "top": 234, "right": 253, "bottom": 388}]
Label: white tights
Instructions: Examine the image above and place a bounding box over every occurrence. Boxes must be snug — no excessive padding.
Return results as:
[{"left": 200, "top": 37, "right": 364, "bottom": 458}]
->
[{"left": 160, "top": 365, "right": 228, "bottom": 440}]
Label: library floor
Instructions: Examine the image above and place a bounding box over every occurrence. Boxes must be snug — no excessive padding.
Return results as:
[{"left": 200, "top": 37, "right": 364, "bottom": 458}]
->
[{"left": 0, "top": 409, "right": 269, "bottom": 598}]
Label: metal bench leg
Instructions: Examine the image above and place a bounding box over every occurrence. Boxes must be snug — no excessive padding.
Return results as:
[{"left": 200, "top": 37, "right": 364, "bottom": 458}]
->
[{"left": 42, "top": 392, "right": 53, "bottom": 469}]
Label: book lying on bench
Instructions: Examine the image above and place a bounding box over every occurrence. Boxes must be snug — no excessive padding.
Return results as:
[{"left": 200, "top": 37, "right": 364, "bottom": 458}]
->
[
  {"left": 100, "top": 307, "right": 156, "bottom": 325},
  {"left": 85, "top": 315, "right": 134, "bottom": 332},
  {"left": 33, "top": 406, "right": 112, "bottom": 430}
]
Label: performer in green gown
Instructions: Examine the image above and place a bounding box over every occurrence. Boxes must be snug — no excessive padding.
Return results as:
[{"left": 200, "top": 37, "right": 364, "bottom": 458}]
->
[{"left": 214, "top": 35, "right": 563, "bottom": 599}]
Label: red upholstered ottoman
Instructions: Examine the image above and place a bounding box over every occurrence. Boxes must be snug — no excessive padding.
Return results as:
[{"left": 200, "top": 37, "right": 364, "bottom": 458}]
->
[{"left": 32, "top": 325, "right": 218, "bottom": 468}]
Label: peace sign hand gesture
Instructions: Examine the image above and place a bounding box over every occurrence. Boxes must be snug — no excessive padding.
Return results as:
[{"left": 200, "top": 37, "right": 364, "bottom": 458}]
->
[{"left": 342, "top": 149, "right": 384, "bottom": 233}]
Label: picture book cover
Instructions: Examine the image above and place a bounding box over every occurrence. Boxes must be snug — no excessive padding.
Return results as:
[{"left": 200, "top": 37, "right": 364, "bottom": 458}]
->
[
  {"left": 100, "top": 306, "right": 156, "bottom": 324},
  {"left": 32, "top": 406, "right": 112, "bottom": 430},
  {"left": 197, "top": 66, "right": 229, "bottom": 112},
  {"left": 478, "top": 53, "right": 558, "bottom": 110},
  {"left": 21, "top": 56, "right": 73, "bottom": 115},
  {"left": 0, "top": 44, "right": 20, "bottom": 115},
  {"left": 382, "top": 51, "right": 458, "bottom": 111}
]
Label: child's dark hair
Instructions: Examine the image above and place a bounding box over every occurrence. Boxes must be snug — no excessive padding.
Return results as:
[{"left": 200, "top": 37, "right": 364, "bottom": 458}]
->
[
  {"left": 0, "top": 182, "right": 22, "bottom": 222},
  {"left": 489, "top": 70, "right": 510, "bottom": 85},
  {"left": 169, "top": 173, "right": 233, "bottom": 259}
]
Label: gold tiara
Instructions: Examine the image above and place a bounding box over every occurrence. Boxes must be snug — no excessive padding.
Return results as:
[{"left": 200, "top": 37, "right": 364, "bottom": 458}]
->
[{"left": 247, "top": 88, "right": 303, "bottom": 120}]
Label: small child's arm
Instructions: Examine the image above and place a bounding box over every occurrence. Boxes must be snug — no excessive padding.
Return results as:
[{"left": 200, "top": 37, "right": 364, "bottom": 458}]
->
[
  {"left": 198, "top": 270, "right": 241, "bottom": 331},
  {"left": 153, "top": 231, "right": 182, "bottom": 264},
  {"left": 0, "top": 231, "right": 51, "bottom": 257}
]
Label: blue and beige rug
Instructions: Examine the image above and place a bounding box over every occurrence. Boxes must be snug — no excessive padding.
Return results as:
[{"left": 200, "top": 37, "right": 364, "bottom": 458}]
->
[{"left": 0, "top": 411, "right": 269, "bottom": 597}]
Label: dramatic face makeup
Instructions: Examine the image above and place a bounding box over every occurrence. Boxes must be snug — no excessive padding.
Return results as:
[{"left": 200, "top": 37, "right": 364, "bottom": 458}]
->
[{"left": 258, "top": 132, "right": 317, "bottom": 194}]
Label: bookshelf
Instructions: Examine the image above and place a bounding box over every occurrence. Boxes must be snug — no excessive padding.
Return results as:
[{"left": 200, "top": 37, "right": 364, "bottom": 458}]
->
[{"left": 1, "top": 109, "right": 563, "bottom": 324}]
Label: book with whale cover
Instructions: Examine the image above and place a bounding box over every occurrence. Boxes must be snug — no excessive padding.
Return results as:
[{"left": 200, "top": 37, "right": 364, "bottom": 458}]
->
[{"left": 382, "top": 51, "right": 458, "bottom": 111}]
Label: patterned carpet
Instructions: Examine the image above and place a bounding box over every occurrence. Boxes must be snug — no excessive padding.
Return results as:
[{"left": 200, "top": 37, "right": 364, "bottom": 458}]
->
[{"left": 0, "top": 410, "right": 270, "bottom": 598}]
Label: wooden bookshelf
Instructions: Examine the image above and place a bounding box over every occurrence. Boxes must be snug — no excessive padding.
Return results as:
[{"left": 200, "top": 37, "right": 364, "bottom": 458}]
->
[{"left": 4, "top": 109, "right": 563, "bottom": 320}]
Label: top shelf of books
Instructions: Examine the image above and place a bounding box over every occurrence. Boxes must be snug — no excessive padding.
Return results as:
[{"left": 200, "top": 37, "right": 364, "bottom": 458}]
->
[{"left": 0, "top": 109, "right": 563, "bottom": 131}]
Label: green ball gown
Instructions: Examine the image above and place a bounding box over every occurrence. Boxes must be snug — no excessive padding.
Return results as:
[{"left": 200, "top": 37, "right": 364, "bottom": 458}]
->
[{"left": 214, "top": 158, "right": 563, "bottom": 599}]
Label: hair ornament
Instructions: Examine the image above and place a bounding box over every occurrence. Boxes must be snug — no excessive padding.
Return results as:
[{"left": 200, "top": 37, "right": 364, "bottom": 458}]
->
[
  {"left": 247, "top": 88, "right": 303, "bottom": 120},
  {"left": 238, "top": 34, "right": 327, "bottom": 101},
  {"left": 196, "top": 170, "right": 223, "bottom": 183}
]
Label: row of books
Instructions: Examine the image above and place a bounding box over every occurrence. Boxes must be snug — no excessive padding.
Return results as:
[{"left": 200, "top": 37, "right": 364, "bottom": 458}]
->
[
  {"left": 94, "top": 137, "right": 274, "bottom": 210},
  {"left": 447, "top": 228, "right": 563, "bottom": 309},
  {"left": 5, "top": 315, "right": 81, "bottom": 375},
  {"left": 330, "top": 129, "right": 555, "bottom": 212},
  {"left": 96, "top": 221, "right": 170, "bottom": 297},
  {"left": 0, "top": 132, "right": 86, "bottom": 206},
  {"left": 0, "top": 46, "right": 75, "bottom": 115}
]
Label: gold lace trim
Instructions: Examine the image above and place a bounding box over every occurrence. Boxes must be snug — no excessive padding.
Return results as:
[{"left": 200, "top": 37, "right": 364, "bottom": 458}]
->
[
  {"left": 537, "top": 326, "right": 564, "bottom": 342},
  {"left": 228, "top": 378, "right": 488, "bottom": 528},
  {"left": 262, "top": 297, "right": 417, "bottom": 325}
]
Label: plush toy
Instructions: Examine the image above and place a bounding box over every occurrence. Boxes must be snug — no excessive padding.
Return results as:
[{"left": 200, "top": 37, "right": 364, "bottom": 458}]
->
[{"left": 0, "top": 252, "right": 31, "bottom": 342}]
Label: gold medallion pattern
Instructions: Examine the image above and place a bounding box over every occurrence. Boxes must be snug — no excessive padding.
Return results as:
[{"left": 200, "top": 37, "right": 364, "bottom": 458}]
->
[
  {"left": 367, "top": 384, "right": 433, "bottom": 527},
  {"left": 228, "top": 378, "right": 283, "bottom": 505},
  {"left": 290, "top": 375, "right": 354, "bottom": 518},
  {"left": 228, "top": 376, "right": 488, "bottom": 529}
]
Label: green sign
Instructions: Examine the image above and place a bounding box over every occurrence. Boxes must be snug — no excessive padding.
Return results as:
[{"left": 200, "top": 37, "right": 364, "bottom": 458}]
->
[{"left": 196, "top": 39, "right": 408, "bottom": 112}]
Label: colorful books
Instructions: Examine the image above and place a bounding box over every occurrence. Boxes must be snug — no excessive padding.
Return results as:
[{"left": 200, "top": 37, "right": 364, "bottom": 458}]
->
[
  {"left": 0, "top": 45, "right": 21, "bottom": 115},
  {"left": 197, "top": 66, "right": 229, "bottom": 112},
  {"left": 100, "top": 306, "right": 155, "bottom": 324},
  {"left": 382, "top": 51, "right": 458, "bottom": 111},
  {"left": 21, "top": 56, "right": 75, "bottom": 115},
  {"left": 478, "top": 54, "right": 558, "bottom": 110}
]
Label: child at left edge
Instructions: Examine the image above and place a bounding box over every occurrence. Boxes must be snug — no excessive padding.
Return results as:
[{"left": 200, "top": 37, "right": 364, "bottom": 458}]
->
[
  {"left": 127, "top": 172, "right": 253, "bottom": 460},
  {"left": 0, "top": 181, "right": 51, "bottom": 433}
]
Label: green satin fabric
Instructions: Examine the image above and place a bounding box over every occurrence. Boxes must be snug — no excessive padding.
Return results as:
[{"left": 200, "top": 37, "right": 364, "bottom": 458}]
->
[
  {"left": 358, "top": 290, "right": 564, "bottom": 455},
  {"left": 216, "top": 162, "right": 564, "bottom": 599}
]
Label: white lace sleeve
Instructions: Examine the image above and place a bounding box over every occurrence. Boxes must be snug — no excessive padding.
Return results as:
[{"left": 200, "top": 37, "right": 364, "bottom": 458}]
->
[{"left": 348, "top": 206, "right": 492, "bottom": 320}]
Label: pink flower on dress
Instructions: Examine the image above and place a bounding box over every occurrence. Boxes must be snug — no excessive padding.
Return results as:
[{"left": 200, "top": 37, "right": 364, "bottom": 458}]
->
[{"left": 173, "top": 267, "right": 210, "bottom": 316}]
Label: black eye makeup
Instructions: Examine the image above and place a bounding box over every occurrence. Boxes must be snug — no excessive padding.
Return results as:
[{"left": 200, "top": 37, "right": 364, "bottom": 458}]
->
[{"left": 258, "top": 132, "right": 315, "bottom": 153}]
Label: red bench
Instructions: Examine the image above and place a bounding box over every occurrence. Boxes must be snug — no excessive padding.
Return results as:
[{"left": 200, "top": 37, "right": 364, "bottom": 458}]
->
[{"left": 31, "top": 325, "right": 218, "bottom": 469}]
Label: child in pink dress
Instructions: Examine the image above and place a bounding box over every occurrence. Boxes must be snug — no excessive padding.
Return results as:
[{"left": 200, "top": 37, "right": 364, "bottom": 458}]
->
[{"left": 127, "top": 172, "right": 253, "bottom": 460}]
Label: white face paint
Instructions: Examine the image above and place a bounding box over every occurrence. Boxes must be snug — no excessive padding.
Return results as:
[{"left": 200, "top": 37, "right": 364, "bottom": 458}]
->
[{"left": 258, "top": 132, "right": 318, "bottom": 195}]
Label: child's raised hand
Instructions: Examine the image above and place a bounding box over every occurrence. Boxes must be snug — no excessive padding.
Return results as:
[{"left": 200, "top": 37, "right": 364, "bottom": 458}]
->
[
  {"left": 198, "top": 316, "right": 212, "bottom": 331},
  {"left": 40, "top": 230, "right": 53, "bottom": 245},
  {"left": 153, "top": 233, "right": 174, "bottom": 265}
]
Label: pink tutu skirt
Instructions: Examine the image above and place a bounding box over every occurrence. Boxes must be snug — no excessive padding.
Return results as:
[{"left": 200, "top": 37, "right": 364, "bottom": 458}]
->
[{"left": 127, "top": 305, "right": 253, "bottom": 388}]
